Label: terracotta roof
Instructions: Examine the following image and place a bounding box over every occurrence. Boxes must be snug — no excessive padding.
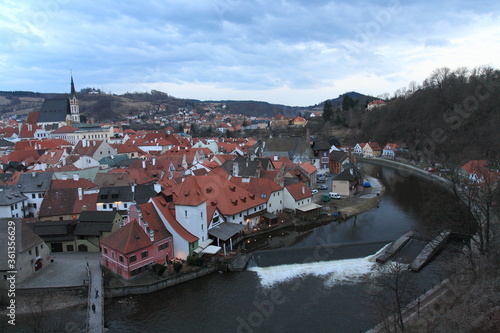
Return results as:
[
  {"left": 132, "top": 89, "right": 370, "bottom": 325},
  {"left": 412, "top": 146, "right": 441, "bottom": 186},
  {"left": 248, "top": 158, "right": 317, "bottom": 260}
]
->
[
  {"left": 39, "top": 188, "right": 97, "bottom": 217},
  {"left": 285, "top": 182, "right": 313, "bottom": 201},
  {"left": 1, "top": 150, "right": 41, "bottom": 165},
  {"left": 299, "top": 162, "right": 317, "bottom": 174},
  {"left": 72, "top": 140, "right": 102, "bottom": 156},
  {"left": 51, "top": 178, "right": 97, "bottom": 189},
  {"left": 36, "top": 149, "right": 65, "bottom": 165},
  {"left": 26, "top": 112, "right": 39, "bottom": 124},
  {"left": 383, "top": 143, "right": 400, "bottom": 151},
  {"left": 368, "top": 99, "right": 387, "bottom": 105},
  {"left": 366, "top": 142, "right": 382, "bottom": 151},
  {"left": 230, "top": 177, "right": 282, "bottom": 200},
  {"left": 172, "top": 175, "right": 266, "bottom": 216},
  {"left": 19, "top": 123, "right": 41, "bottom": 138},
  {"left": 51, "top": 126, "right": 79, "bottom": 134},
  {"left": 100, "top": 220, "right": 151, "bottom": 255},
  {"left": 151, "top": 196, "right": 198, "bottom": 243},
  {"left": 138, "top": 202, "right": 172, "bottom": 242}
]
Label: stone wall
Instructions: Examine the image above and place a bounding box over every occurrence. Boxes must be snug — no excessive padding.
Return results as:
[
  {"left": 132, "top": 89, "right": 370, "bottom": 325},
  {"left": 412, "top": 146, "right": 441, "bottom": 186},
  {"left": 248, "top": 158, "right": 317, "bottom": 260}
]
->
[{"left": 104, "top": 266, "right": 218, "bottom": 298}]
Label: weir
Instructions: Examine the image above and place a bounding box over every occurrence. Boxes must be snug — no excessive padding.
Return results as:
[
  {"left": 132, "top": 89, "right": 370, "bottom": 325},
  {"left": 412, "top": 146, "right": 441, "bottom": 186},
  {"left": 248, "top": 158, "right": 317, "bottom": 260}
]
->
[
  {"left": 249, "top": 241, "right": 391, "bottom": 268},
  {"left": 409, "top": 229, "right": 452, "bottom": 272},
  {"left": 375, "top": 231, "right": 413, "bottom": 263}
]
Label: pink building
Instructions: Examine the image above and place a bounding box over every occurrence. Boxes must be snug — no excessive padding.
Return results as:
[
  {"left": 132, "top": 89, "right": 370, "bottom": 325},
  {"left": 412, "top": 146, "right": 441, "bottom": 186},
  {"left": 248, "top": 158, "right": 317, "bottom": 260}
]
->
[{"left": 100, "top": 203, "right": 173, "bottom": 279}]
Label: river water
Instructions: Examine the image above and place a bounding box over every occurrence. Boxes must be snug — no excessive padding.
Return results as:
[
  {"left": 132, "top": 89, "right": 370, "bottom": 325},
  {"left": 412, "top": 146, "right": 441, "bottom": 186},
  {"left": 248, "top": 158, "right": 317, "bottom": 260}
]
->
[{"left": 105, "top": 164, "right": 457, "bottom": 333}]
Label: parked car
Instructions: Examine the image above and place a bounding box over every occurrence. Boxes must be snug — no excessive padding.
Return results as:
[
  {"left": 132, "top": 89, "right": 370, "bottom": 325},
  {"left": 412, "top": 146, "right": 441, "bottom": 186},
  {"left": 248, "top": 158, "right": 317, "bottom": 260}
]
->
[
  {"left": 318, "top": 184, "right": 328, "bottom": 190},
  {"left": 311, "top": 189, "right": 319, "bottom": 194},
  {"left": 317, "top": 178, "right": 326, "bottom": 183},
  {"left": 329, "top": 192, "right": 341, "bottom": 200},
  {"left": 321, "top": 194, "right": 331, "bottom": 202}
]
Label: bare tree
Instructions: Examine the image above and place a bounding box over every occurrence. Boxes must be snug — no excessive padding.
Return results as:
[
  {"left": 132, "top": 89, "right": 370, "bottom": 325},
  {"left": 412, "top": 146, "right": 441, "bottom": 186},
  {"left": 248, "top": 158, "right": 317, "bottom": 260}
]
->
[{"left": 368, "top": 262, "right": 417, "bottom": 332}]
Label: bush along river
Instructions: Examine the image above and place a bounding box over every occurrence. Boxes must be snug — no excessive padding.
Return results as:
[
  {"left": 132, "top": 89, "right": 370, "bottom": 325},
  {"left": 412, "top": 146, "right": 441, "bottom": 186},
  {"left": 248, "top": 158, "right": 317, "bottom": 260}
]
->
[{"left": 104, "top": 163, "right": 464, "bottom": 333}]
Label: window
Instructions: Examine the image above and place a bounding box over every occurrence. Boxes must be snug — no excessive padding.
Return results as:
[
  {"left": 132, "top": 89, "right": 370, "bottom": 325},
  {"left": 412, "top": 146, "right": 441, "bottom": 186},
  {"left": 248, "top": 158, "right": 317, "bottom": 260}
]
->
[
  {"left": 158, "top": 242, "right": 169, "bottom": 251},
  {"left": 32, "top": 194, "right": 36, "bottom": 199},
  {"left": 129, "top": 254, "right": 136, "bottom": 262},
  {"left": 29, "top": 250, "right": 32, "bottom": 255},
  {"left": 185, "top": 210, "right": 187, "bottom": 217},
  {"left": 119, "top": 256, "right": 123, "bottom": 263},
  {"left": 112, "top": 252, "right": 115, "bottom": 259},
  {"left": 201, "top": 212, "right": 203, "bottom": 219},
  {"left": 104, "top": 248, "right": 108, "bottom": 254},
  {"left": 33, "top": 203, "right": 37, "bottom": 209},
  {"left": 103, "top": 204, "right": 107, "bottom": 209},
  {"left": 41, "top": 244, "right": 43, "bottom": 249},
  {"left": 141, "top": 251, "right": 148, "bottom": 259},
  {"left": 38, "top": 193, "right": 43, "bottom": 198},
  {"left": 201, "top": 224, "right": 203, "bottom": 231},
  {"left": 124, "top": 203, "right": 128, "bottom": 208}
]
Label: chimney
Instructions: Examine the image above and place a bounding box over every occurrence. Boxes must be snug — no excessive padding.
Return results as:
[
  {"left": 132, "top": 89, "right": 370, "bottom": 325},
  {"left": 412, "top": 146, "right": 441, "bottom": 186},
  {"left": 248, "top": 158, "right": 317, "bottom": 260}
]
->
[
  {"left": 78, "top": 188, "right": 83, "bottom": 200},
  {"left": 31, "top": 171, "right": 36, "bottom": 178},
  {"left": 73, "top": 173, "right": 80, "bottom": 181},
  {"left": 149, "top": 229, "right": 154, "bottom": 242},
  {"left": 152, "top": 157, "right": 156, "bottom": 166},
  {"left": 93, "top": 141, "right": 96, "bottom": 146},
  {"left": 274, "top": 155, "right": 278, "bottom": 161},
  {"left": 142, "top": 160, "right": 146, "bottom": 169},
  {"left": 302, "top": 186, "right": 305, "bottom": 194},
  {"left": 232, "top": 162, "right": 239, "bottom": 177}
]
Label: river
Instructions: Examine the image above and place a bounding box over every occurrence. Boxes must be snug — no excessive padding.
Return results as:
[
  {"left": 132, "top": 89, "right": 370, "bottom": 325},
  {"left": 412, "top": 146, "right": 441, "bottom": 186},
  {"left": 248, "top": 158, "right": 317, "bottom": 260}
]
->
[{"left": 104, "top": 164, "right": 459, "bottom": 333}]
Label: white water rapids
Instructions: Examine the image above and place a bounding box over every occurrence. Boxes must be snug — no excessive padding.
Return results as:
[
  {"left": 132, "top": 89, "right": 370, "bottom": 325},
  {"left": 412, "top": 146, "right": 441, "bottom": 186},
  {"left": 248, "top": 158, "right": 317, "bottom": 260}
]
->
[{"left": 248, "top": 243, "right": 390, "bottom": 288}]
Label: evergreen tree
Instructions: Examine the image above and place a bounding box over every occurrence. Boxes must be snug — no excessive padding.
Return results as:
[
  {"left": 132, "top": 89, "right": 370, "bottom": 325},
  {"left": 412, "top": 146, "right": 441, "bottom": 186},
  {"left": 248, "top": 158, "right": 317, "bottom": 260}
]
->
[{"left": 322, "top": 100, "right": 333, "bottom": 122}]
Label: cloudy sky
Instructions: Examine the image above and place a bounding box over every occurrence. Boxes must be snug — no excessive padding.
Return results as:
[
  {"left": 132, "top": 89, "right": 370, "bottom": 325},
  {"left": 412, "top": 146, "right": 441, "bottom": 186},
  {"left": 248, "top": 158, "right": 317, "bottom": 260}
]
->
[{"left": 1, "top": 0, "right": 499, "bottom": 106}]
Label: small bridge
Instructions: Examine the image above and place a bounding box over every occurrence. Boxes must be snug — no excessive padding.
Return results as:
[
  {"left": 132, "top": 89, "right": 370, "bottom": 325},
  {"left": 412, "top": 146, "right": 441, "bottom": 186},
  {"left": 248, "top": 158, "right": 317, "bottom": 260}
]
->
[{"left": 409, "top": 229, "right": 452, "bottom": 272}]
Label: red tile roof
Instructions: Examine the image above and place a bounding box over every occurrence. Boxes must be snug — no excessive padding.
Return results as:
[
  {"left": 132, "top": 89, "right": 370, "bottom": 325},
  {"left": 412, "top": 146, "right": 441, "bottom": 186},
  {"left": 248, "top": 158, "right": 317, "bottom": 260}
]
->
[
  {"left": 172, "top": 175, "right": 266, "bottom": 216},
  {"left": 1, "top": 150, "right": 41, "bottom": 164},
  {"left": 138, "top": 202, "right": 172, "bottom": 242},
  {"left": 299, "top": 162, "right": 317, "bottom": 174},
  {"left": 51, "top": 178, "right": 97, "bottom": 189},
  {"left": 151, "top": 196, "right": 198, "bottom": 243},
  {"left": 100, "top": 220, "right": 151, "bottom": 255},
  {"left": 285, "top": 182, "right": 313, "bottom": 201}
]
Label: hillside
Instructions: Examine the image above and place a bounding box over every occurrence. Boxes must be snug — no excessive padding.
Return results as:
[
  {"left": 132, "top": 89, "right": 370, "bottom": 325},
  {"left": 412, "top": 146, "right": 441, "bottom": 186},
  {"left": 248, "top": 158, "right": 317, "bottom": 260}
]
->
[
  {"left": 0, "top": 89, "right": 373, "bottom": 121},
  {"left": 345, "top": 66, "right": 500, "bottom": 165}
]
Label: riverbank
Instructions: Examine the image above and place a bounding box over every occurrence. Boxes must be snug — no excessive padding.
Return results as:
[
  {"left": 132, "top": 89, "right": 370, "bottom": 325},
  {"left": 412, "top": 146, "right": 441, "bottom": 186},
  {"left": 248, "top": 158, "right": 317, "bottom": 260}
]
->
[{"left": 5, "top": 174, "right": 387, "bottom": 312}]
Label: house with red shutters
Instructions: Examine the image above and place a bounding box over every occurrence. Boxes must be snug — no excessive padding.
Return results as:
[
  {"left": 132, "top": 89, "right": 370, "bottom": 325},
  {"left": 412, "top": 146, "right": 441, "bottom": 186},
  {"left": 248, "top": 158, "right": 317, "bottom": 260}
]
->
[{"left": 100, "top": 203, "right": 173, "bottom": 279}]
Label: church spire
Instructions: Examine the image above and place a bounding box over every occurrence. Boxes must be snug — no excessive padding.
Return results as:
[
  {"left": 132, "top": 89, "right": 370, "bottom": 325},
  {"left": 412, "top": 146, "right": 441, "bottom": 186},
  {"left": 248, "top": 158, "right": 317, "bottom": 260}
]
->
[
  {"left": 69, "top": 73, "right": 80, "bottom": 124},
  {"left": 71, "top": 74, "right": 77, "bottom": 98}
]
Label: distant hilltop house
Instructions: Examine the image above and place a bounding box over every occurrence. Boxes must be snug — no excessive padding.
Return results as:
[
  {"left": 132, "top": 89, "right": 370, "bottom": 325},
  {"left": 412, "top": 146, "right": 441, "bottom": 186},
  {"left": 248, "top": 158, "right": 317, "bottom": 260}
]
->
[{"left": 367, "top": 99, "right": 387, "bottom": 110}]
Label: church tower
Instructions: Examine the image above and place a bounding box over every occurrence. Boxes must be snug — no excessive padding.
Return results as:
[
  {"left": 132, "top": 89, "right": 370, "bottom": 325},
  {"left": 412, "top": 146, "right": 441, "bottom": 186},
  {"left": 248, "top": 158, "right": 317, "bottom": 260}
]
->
[{"left": 69, "top": 75, "right": 80, "bottom": 123}]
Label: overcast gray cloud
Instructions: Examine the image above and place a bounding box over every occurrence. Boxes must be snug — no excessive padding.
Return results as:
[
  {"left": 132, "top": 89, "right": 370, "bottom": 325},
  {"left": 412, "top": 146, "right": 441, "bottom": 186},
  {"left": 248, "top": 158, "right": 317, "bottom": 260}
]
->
[{"left": 0, "top": 0, "right": 499, "bottom": 106}]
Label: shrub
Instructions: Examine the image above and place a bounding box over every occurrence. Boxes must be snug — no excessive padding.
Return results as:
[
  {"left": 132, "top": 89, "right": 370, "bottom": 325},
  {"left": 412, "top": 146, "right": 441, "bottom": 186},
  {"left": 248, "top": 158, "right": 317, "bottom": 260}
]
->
[
  {"left": 173, "top": 262, "right": 182, "bottom": 273},
  {"left": 152, "top": 263, "right": 166, "bottom": 277},
  {"left": 187, "top": 255, "right": 204, "bottom": 267}
]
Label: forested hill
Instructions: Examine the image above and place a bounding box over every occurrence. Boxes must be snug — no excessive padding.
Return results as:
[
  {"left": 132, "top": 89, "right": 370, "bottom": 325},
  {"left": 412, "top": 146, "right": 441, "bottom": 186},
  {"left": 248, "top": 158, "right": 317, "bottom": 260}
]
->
[{"left": 347, "top": 67, "right": 500, "bottom": 165}]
